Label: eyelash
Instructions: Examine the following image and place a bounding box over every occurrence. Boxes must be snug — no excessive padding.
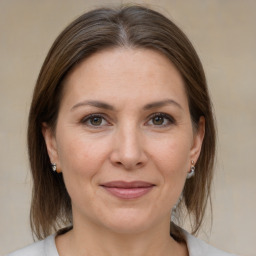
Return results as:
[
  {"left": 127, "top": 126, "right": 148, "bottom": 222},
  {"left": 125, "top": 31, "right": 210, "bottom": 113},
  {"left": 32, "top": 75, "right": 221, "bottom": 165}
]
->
[
  {"left": 146, "top": 112, "right": 176, "bottom": 127},
  {"left": 80, "top": 112, "right": 176, "bottom": 128},
  {"left": 81, "top": 113, "right": 110, "bottom": 128}
]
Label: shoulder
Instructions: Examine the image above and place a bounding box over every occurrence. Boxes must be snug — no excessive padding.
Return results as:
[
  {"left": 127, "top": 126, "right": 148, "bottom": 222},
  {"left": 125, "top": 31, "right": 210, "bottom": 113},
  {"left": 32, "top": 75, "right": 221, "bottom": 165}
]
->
[
  {"left": 6, "top": 235, "right": 59, "bottom": 256},
  {"left": 182, "top": 230, "right": 238, "bottom": 256}
]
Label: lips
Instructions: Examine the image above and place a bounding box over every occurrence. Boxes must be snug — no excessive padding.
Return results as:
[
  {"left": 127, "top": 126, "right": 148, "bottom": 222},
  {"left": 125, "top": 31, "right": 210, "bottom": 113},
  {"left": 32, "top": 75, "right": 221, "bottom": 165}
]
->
[{"left": 100, "top": 181, "right": 155, "bottom": 199}]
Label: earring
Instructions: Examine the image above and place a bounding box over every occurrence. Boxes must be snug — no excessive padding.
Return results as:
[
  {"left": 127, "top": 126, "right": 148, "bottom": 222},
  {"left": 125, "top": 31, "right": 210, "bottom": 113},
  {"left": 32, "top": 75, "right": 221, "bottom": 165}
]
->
[
  {"left": 51, "top": 163, "right": 57, "bottom": 172},
  {"left": 51, "top": 163, "right": 61, "bottom": 173},
  {"left": 187, "top": 160, "right": 195, "bottom": 179}
]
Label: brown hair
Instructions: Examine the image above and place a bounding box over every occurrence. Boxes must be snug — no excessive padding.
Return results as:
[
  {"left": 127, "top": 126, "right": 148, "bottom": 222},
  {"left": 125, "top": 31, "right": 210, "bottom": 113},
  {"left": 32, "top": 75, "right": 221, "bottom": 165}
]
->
[{"left": 28, "top": 4, "right": 216, "bottom": 241}]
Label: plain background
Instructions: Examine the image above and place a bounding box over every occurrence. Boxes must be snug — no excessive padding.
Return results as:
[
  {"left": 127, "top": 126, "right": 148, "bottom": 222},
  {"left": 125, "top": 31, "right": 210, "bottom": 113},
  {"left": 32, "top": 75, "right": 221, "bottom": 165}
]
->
[{"left": 0, "top": 0, "right": 255, "bottom": 255}]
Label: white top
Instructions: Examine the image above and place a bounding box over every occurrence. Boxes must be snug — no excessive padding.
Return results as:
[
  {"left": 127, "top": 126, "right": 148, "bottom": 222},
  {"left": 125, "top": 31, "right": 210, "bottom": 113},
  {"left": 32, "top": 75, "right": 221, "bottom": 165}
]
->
[{"left": 7, "top": 230, "right": 237, "bottom": 256}]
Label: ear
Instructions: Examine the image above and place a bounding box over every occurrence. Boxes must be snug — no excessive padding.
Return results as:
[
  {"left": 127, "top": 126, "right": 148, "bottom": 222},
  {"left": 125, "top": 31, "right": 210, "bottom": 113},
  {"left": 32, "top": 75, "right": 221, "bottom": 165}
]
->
[
  {"left": 42, "top": 122, "right": 59, "bottom": 166},
  {"left": 190, "top": 116, "right": 205, "bottom": 163}
]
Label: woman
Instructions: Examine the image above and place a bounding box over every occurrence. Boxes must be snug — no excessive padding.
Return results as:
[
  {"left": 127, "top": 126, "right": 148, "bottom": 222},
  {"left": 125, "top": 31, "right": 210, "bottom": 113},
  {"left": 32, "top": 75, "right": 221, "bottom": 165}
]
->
[{"left": 8, "top": 5, "right": 237, "bottom": 256}]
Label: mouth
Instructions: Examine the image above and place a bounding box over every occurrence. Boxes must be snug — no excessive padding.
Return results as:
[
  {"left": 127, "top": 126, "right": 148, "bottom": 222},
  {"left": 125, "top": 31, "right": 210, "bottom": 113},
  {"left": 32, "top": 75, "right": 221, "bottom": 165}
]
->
[{"left": 100, "top": 181, "right": 155, "bottom": 199}]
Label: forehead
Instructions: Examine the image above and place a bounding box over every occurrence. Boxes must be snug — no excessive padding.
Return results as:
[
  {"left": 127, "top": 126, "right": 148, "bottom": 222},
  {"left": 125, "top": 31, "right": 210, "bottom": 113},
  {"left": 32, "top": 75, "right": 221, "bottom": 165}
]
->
[{"left": 60, "top": 47, "right": 188, "bottom": 110}]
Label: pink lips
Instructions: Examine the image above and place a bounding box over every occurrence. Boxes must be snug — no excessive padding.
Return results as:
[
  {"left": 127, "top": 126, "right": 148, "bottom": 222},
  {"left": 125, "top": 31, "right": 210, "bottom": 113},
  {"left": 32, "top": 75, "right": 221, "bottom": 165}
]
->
[{"left": 101, "top": 181, "right": 155, "bottom": 199}]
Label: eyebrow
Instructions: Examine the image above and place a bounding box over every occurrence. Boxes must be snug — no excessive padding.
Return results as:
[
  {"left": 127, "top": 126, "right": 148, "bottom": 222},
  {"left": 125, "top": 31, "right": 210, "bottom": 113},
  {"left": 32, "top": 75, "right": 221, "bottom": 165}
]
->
[
  {"left": 143, "top": 99, "right": 183, "bottom": 110},
  {"left": 71, "top": 99, "right": 182, "bottom": 111},
  {"left": 71, "top": 100, "right": 115, "bottom": 111}
]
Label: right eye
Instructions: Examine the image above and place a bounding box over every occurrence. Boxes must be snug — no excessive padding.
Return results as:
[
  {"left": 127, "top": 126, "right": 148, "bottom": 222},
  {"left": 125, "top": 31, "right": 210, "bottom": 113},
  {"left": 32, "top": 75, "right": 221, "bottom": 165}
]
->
[{"left": 81, "top": 114, "right": 109, "bottom": 127}]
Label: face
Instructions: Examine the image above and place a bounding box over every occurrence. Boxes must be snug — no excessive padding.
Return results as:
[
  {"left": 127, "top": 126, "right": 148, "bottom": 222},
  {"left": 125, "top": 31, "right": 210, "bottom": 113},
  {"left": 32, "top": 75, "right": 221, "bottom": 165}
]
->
[{"left": 43, "top": 48, "right": 204, "bottom": 234}]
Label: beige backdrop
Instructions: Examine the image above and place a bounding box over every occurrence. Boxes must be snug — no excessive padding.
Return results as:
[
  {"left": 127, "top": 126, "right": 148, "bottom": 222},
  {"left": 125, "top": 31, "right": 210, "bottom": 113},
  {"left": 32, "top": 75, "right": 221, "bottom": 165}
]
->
[{"left": 0, "top": 0, "right": 255, "bottom": 255}]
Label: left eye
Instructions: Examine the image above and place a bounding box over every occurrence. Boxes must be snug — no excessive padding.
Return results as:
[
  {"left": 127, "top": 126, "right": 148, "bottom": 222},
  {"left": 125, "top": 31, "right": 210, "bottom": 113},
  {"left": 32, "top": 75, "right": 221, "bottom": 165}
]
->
[{"left": 147, "top": 113, "right": 174, "bottom": 126}]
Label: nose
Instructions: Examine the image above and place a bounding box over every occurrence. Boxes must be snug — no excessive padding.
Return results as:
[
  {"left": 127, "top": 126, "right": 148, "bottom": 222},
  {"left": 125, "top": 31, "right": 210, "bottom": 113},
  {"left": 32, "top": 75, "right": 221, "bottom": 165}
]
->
[{"left": 109, "top": 125, "right": 148, "bottom": 170}]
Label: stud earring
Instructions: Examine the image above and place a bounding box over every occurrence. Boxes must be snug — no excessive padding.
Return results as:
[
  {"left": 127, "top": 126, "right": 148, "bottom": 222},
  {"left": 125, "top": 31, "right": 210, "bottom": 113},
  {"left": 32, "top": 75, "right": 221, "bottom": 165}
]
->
[
  {"left": 51, "top": 163, "right": 57, "bottom": 172},
  {"left": 187, "top": 160, "right": 195, "bottom": 179},
  {"left": 51, "top": 163, "right": 61, "bottom": 173}
]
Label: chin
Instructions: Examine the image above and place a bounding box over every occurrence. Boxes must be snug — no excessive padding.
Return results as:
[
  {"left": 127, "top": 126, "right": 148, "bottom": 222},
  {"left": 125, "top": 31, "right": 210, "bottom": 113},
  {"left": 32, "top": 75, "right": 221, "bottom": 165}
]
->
[
  {"left": 98, "top": 208, "right": 161, "bottom": 235},
  {"left": 105, "top": 220, "right": 151, "bottom": 235}
]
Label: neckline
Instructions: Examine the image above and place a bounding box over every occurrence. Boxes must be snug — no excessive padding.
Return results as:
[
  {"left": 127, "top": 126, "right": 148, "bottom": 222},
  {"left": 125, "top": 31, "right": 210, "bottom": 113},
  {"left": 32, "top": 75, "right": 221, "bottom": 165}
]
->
[{"left": 47, "top": 230, "right": 193, "bottom": 256}]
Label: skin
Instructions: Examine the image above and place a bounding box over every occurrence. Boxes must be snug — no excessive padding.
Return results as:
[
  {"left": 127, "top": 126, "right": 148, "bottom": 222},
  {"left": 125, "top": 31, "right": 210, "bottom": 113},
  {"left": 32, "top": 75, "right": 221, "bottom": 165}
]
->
[{"left": 43, "top": 48, "right": 205, "bottom": 256}]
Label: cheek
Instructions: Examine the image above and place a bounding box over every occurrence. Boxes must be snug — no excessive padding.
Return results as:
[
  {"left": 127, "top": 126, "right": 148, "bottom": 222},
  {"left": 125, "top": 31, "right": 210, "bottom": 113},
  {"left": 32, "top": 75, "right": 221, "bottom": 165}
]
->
[
  {"left": 57, "top": 130, "right": 109, "bottom": 172},
  {"left": 56, "top": 138, "right": 109, "bottom": 214},
  {"left": 149, "top": 135, "right": 191, "bottom": 201},
  {"left": 56, "top": 133, "right": 111, "bottom": 197},
  {"left": 151, "top": 136, "right": 191, "bottom": 174}
]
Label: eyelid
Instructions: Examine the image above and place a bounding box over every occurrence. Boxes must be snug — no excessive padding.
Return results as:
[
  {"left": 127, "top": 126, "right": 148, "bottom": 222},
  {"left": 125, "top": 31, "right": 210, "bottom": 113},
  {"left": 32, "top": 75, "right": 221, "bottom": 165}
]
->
[
  {"left": 80, "top": 112, "right": 175, "bottom": 128},
  {"left": 81, "top": 113, "right": 111, "bottom": 127},
  {"left": 146, "top": 112, "right": 176, "bottom": 126}
]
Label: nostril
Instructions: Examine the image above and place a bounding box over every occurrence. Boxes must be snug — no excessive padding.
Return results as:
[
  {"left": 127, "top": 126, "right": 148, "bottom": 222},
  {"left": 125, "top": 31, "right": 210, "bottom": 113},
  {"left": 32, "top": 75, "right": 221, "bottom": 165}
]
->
[{"left": 114, "top": 160, "right": 144, "bottom": 170}]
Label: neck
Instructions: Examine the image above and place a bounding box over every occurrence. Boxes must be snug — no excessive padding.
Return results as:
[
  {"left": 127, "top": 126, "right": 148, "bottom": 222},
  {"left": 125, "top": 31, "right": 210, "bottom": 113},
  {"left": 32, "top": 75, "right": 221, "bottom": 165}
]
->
[{"left": 56, "top": 217, "right": 188, "bottom": 256}]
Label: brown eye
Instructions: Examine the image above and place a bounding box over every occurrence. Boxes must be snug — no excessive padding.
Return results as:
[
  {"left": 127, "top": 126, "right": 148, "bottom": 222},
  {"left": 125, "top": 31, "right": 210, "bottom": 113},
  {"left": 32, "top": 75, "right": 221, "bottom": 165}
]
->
[
  {"left": 90, "top": 116, "right": 103, "bottom": 126},
  {"left": 152, "top": 116, "right": 164, "bottom": 125},
  {"left": 146, "top": 113, "right": 175, "bottom": 127},
  {"left": 81, "top": 114, "right": 109, "bottom": 127}
]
